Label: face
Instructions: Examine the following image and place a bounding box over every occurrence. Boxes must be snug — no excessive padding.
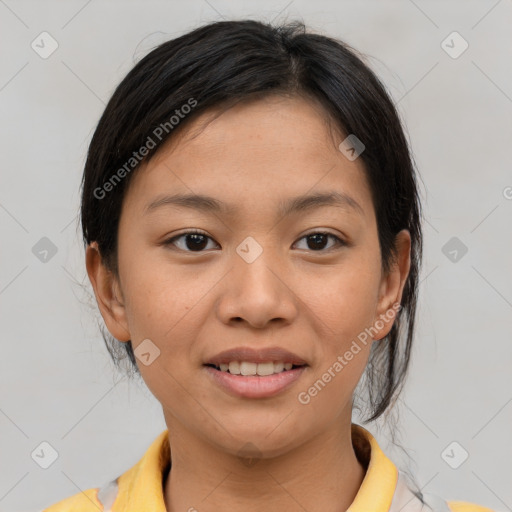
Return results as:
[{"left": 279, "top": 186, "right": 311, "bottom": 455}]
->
[{"left": 87, "top": 94, "right": 410, "bottom": 458}]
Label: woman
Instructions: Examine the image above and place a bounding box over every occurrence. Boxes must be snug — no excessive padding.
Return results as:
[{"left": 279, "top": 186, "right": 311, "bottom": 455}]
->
[{"left": 44, "top": 19, "right": 496, "bottom": 512}]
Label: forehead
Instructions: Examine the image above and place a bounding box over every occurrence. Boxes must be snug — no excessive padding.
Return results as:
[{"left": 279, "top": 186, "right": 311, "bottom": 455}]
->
[
  {"left": 123, "top": 95, "right": 374, "bottom": 222},
  {"left": 162, "top": 94, "right": 342, "bottom": 162}
]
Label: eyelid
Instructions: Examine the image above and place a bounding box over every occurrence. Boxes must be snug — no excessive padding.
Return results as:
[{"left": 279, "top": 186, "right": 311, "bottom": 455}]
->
[
  {"left": 162, "top": 229, "right": 347, "bottom": 253},
  {"left": 163, "top": 229, "right": 218, "bottom": 251},
  {"left": 294, "top": 230, "right": 347, "bottom": 251}
]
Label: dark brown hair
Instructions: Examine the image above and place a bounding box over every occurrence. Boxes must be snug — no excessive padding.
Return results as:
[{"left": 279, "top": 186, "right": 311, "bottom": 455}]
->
[{"left": 80, "top": 19, "right": 423, "bottom": 424}]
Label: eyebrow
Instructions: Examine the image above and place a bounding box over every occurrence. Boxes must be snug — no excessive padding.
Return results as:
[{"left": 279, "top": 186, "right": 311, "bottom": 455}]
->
[{"left": 144, "top": 191, "right": 364, "bottom": 218}]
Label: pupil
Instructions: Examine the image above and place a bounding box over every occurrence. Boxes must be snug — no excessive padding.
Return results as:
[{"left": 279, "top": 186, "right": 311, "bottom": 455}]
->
[
  {"left": 186, "top": 234, "right": 208, "bottom": 251},
  {"left": 308, "top": 233, "right": 327, "bottom": 250}
]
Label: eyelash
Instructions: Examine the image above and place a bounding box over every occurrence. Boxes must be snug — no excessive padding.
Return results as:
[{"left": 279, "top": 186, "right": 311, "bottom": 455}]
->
[{"left": 162, "top": 229, "right": 347, "bottom": 253}]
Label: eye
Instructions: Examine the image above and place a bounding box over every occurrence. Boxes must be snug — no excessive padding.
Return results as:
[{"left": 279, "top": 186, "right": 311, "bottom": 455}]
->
[
  {"left": 163, "top": 230, "right": 346, "bottom": 253},
  {"left": 293, "top": 231, "right": 346, "bottom": 252},
  {"left": 163, "top": 229, "right": 219, "bottom": 252}
]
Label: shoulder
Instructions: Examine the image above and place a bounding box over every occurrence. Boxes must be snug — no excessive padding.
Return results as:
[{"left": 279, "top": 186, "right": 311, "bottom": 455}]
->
[
  {"left": 42, "top": 428, "right": 169, "bottom": 511},
  {"left": 42, "top": 476, "right": 120, "bottom": 511},
  {"left": 447, "top": 501, "right": 497, "bottom": 512},
  {"left": 42, "top": 487, "right": 102, "bottom": 511}
]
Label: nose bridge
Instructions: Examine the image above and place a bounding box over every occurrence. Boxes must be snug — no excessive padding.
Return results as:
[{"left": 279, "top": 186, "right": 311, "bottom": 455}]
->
[
  {"left": 218, "top": 234, "right": 296, "bottom": 325},
  {"left": 233, "top": 234, "right": 282, "bottom": 290}
]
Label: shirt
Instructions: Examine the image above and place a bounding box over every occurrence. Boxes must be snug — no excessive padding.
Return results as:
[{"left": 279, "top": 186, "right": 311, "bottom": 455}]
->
[{"left": 42, "top": 423, "right": 496, "bottom": 512}]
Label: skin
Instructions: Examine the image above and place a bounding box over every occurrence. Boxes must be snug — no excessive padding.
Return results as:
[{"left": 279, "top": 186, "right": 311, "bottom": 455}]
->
[{"left": 86, "top": 94, "right": 411, "bottom": 512}]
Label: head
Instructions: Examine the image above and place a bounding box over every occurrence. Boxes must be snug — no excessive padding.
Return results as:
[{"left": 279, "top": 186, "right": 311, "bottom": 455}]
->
[{"left": 82, "top": 20, "right": 422, "bottom": 455}]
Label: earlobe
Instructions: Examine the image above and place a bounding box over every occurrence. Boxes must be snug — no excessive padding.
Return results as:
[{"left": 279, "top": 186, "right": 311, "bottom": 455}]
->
[
  {"left": 85, "top": 242, "right": 131, "bottom": 342},
  {"left": 373, "top": 230, "right": 411, "bottom": 340}
]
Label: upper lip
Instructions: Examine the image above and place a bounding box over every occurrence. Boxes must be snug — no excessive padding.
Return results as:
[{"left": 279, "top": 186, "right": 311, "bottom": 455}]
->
[{"left": 204, "top": 346, "right": 308, "bottom": 366}]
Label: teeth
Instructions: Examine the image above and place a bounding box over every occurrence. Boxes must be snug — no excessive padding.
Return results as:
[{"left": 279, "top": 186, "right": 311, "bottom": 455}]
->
[
  {"left": 256, "top": 362, "right": 274, "bottom": 376},
  {"left": 240, "top": 362, "right": 257, "bottom": 376},
  {"left": 228, "top": 361, "right": 240, "bottom": 375},
  {"left": 215, "top": 361, "right": 300, "bottom": 375}
]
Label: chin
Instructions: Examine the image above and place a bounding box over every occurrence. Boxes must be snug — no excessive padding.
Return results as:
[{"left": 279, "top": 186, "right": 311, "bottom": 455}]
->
[{"left": 205, "top": 415, "right": 310, "bottom": 458}]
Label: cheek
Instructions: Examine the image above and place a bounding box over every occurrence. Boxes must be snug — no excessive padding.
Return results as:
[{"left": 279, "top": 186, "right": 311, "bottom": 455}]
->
[
  {"left": 304, "top": 255, "right": 381, "bottom": 347},
  {"left": 119, "top": 248, "right": 196, "bottom": 338},
  {"left": 296, "top": 269, "right": 376, "bottom": 415},
  {"left": 118, "top": 252, "right": 215, "bottom": 388},
  {"left": 120, "top": 260, "right": 203, "bottom": 410}
]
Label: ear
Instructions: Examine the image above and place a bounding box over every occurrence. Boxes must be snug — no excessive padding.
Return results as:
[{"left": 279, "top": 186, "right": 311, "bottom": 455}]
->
[
  {"left": 372, "top": 229, "right": 411, "bottom": 341},
  {"left": 85, "top": 242, "right": 131, "bottom": 342}
]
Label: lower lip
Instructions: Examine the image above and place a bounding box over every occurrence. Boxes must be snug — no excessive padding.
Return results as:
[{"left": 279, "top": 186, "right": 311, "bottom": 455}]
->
[{"left": 204, "top": 365, "right": 307, "bottom": 399}]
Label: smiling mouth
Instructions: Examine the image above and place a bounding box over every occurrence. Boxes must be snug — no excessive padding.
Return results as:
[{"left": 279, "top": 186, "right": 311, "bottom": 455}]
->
[
  {"left": 204, "top": 361, "right": 306, "bottom": 376},
  {"left": 203, "top": 361, "right": 308, "bottom": 399}
]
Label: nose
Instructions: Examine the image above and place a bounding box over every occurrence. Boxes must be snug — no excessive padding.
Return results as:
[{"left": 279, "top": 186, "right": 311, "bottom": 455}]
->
[{"left": 215, "top": 243, "right": 298, "bottom": 329}]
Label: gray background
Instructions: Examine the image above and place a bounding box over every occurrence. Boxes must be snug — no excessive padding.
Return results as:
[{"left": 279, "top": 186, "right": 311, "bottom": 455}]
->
[{"left": 1, "top": 1, "right": 511, "bottom": 511}]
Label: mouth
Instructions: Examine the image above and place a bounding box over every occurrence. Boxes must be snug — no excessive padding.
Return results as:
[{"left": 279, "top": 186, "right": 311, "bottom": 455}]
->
[
  {"left": 204, "top": 361, "right": 306, "bottom": 375},
  {"left": 203, "top": 346, "right": 309, "bottom": 398},
  {"left": 203, "top": 364, "right": 307, "bottom": 399},
  {"left": 204, "top": 346, "right": 308, "bottom": 368}
]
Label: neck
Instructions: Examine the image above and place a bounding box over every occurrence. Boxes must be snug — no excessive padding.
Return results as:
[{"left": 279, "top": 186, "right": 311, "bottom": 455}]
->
[{"left": 163, "top": 416, "right": 367, "bottom": 512}]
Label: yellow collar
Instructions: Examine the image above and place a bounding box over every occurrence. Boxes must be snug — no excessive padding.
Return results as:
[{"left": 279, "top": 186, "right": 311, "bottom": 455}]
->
[
  {"left": 109, "top": 423, "right": 398, "bottom": 512},
  {"left": 348, "top": 423, "right": 398, "bottom": 512},
  {"left": 44, "top": 423, "right": 494, "bottom": 511}
]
